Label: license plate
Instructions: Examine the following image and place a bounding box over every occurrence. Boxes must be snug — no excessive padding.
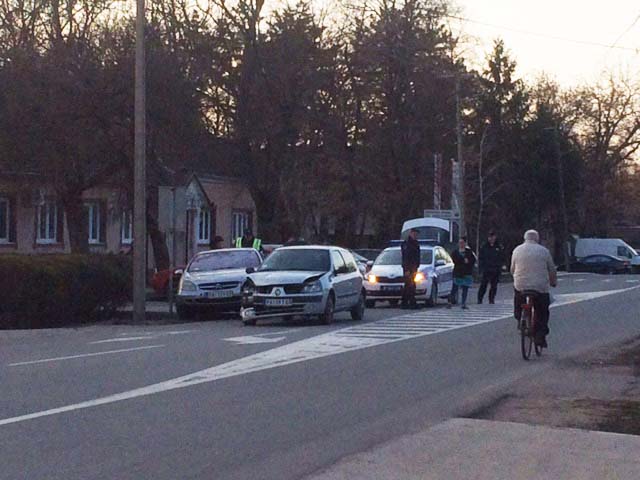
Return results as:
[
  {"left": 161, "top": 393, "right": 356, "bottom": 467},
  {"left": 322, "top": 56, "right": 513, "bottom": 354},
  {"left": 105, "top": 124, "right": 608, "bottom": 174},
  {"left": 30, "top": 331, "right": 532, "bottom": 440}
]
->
[
  {"left": 382, "top": 285, "right": 403, "bottom": 292},
  {"left": 206, "top": 290, "right": 234, "bottom": 299},
  {"left": 265, "top": 298, "right": 293, "bottom": 307}
]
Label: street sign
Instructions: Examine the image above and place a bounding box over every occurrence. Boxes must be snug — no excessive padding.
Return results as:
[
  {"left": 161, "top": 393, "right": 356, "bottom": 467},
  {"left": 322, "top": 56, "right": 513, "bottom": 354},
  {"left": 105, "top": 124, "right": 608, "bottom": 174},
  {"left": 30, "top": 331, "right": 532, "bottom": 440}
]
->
[{"left": 423, "top": 209, "right": 460, "bottom": 220}]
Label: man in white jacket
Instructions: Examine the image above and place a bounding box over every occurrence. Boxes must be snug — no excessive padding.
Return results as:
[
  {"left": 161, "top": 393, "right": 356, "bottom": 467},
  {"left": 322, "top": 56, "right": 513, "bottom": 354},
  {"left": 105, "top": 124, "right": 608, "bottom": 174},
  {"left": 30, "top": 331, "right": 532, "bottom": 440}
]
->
[{"left": 511, "top": 230, "right": 557, "bottom": 348}]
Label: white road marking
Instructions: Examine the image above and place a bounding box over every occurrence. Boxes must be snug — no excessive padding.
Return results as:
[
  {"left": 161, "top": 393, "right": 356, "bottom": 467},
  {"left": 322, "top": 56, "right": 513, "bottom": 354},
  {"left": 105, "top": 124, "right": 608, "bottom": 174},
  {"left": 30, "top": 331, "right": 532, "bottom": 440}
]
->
[
  {"left": 224, "top": 336, "right": 286, "bottom": 345},
  {"left": 90, "top": 337, "right": 158, "bottom": 344},
  {"left": 603, "top": 279, "right": 613, "bottom": 283},
  {"left": 8, "top": 345, "right": 165, "bottom": 367},
  {"left": 627, "top": 279, "right": 640, "bottom": 283},
  {"left": 574, "top": 279, "right": 586, "bottom": 282},
  {"left": 1, "top": 286, "right": 638, "bottom": 427}
]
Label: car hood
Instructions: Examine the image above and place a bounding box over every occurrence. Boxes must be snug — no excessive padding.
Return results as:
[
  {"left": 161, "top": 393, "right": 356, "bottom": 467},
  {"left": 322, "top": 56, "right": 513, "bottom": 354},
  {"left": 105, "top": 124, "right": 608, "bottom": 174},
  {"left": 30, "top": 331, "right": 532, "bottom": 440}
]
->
[
  {"left": 185, "top": 269, "right": 248, "bottom": 284},
  {"left": 371, "top": 265, "right": 432, "bottom": 276},
  {"left": 249, "top": 271, "right": 326, "bottom": 286}
]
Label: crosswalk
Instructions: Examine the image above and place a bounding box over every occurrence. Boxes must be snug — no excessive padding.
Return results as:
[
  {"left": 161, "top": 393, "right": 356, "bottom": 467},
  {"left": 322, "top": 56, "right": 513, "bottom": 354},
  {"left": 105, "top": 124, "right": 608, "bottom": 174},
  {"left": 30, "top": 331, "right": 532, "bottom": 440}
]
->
[{"left": 335, "top": 303, "right": 514, "bottom": 341}]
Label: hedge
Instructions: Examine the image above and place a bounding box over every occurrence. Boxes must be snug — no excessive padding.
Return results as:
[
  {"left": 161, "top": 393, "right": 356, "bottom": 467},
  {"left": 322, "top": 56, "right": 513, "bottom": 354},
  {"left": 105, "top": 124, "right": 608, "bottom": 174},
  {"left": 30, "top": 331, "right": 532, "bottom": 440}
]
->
[{"left": 0, "top": 254, "right": 131, "bottom": 329}]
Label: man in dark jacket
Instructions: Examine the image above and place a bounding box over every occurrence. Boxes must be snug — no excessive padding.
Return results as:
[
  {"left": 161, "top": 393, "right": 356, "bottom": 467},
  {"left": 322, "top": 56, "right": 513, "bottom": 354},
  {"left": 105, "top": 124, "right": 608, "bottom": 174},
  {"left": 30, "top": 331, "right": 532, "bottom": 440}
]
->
[
  {"left": 401, "top": 228, "right": 421, "bottom": 309},
  {"left": 477, "top": 231, "right": 505, "bottom": 304}
]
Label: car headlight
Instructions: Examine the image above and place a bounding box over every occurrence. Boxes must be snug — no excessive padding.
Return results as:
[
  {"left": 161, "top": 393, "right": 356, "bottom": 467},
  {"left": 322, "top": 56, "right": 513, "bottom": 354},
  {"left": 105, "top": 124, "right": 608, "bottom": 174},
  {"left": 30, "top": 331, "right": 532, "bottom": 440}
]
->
[
  {"left": 302, "top": 280, "right": 323, "bottom": 293},
  {"left": 367, "top": 274, "right": 378, "bottom": 284},
  {"left": 179, "top": 278, "right": 198, "bottom": 293},
  {"left": 414, "top": 272, "right": 426, "bottom": 283}
]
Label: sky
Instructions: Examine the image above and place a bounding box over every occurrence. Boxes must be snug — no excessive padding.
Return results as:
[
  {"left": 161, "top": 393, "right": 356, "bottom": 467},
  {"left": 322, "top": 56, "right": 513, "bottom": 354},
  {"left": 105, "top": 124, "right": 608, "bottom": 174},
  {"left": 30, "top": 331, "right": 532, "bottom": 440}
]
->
[{"left": 451, "top": 0, "right": 640, "bottom": 86}]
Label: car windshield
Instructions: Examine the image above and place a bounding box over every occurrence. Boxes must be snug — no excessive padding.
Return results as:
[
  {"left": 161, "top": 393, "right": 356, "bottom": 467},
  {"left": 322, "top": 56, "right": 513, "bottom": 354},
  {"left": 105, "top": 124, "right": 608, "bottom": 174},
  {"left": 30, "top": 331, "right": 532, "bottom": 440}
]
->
[
  {"left": 259, "top": 249, "right": 330, "bottom": 272},
  {"left": 375, "top": 249, "right": 433, "bottom": 266},
  {"left": 188, "top": 251, "right": 261, "bottom": 272}
]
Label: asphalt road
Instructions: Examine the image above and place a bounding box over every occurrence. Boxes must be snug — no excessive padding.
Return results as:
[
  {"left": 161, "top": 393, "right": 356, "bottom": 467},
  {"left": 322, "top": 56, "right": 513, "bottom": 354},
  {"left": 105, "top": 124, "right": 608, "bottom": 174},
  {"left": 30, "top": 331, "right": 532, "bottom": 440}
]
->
[{"left": 1, "top": 273, "right": 639, "bottom": 480}]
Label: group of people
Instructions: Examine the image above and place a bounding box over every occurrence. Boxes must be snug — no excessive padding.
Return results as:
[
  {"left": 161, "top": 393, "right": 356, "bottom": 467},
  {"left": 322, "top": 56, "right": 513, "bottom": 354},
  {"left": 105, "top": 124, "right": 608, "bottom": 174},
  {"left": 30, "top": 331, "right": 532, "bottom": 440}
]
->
[{"left": 401, "top": 228, "right": 557, "bottom": 348}]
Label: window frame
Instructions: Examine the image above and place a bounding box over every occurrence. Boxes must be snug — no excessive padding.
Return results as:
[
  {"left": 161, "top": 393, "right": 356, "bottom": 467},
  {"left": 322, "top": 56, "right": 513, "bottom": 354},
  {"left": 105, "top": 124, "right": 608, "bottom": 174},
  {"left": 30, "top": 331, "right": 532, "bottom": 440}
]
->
[
  {"left": 121, "top": 210, "right": 133, "bottom": 245},
  {"left": 36, "top": 200, "right": 58, "bottom": 244},
  {"left": 86, "top": 202, "right": 102, "bottom": 245},
  {"left": 232, "top": 211, "right": 249, "bottom": 242},
  {"left": 0, "top": 197, "right": 9, "bottom": 243},
  {"left": 197, "top": 208, "right": 211, "bottom": 245}
]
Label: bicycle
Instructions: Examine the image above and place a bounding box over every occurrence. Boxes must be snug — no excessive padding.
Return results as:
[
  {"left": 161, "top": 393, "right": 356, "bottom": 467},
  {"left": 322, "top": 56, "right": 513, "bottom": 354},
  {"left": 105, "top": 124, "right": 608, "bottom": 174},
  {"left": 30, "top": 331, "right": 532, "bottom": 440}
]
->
[{"left": 519, "top": 290, "right": 543, "bottom": 360}]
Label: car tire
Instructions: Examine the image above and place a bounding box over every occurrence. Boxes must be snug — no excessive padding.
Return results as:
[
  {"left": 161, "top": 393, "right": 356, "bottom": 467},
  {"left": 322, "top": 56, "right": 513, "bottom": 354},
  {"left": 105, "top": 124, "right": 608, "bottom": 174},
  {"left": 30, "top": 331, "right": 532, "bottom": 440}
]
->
[
  {"left": 351, "top": 292, "right": 365, "bottom": 321},
  {"left": 321, "top": 294, "right": 335, "bottom": 325},
  {"left": 426, "top": 282, "right": 438, "bottom": 307},
  {"left": 365, "top": 299, "right": 376, "bottom": 309},
  {"left": 176, "top": 304, "right": 195, "bottom": 320}
]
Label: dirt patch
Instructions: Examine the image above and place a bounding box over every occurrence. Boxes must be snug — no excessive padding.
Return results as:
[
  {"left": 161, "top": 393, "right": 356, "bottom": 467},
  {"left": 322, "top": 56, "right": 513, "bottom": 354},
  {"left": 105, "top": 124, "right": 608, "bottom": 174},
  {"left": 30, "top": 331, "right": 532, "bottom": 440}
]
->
[{"left": 467, "top": 337, "right": 640, "bottom": 436}]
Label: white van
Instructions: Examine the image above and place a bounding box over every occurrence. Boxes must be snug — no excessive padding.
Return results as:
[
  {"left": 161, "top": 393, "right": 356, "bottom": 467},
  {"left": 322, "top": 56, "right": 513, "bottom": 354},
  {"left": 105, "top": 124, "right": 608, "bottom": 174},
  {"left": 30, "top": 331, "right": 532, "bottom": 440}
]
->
[{"left": 573, "top": 238, "right": 640, "bottom": 272}]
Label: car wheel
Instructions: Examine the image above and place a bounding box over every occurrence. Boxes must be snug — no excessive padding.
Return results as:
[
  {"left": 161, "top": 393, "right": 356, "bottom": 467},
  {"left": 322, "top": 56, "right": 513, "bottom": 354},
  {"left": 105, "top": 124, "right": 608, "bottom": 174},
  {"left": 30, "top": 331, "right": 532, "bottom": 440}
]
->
[
  {"left": 426, "top": 282, "right": 438, "bottom": 307},
  {"left": 176, "top": 304, "right": 195, "bottom": 320},
  {"left": 365, "top": 299, "right": 376, "bottom": 309},
  {"left": 321, "top": 294, "right": 335, "bottom": 325},
  {"left": 351, "top": 292, "right": 365, "bottom": 321}
]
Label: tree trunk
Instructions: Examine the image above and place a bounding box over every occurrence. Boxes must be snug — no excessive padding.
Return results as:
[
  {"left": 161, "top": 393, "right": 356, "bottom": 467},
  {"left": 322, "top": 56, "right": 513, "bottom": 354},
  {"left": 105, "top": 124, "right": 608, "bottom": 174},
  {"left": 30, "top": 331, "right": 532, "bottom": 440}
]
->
[{"left": 62, "top": 194, "right": 89, "bottom": 254}]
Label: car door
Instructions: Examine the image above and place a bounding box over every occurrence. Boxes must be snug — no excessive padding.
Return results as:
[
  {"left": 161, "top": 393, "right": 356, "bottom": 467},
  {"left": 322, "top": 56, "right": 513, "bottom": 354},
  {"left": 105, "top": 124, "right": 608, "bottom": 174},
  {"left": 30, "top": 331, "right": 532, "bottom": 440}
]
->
[
  {"left": 340, "top": 249, "right": 363, "bottom": 307},
  {"left": 436, "top": 248, "right": 454, "bottom": 295},
  {"left": 330, "top": 250, "right": 350, "bottom": 311}
]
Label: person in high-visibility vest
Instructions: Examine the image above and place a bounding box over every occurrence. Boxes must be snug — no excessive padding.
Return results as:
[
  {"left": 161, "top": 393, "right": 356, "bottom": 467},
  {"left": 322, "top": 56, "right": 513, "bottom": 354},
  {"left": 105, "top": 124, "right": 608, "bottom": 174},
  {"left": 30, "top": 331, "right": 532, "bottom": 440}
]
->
[{"left": 235, "top": 229, "right": 262, "bottom": 252}]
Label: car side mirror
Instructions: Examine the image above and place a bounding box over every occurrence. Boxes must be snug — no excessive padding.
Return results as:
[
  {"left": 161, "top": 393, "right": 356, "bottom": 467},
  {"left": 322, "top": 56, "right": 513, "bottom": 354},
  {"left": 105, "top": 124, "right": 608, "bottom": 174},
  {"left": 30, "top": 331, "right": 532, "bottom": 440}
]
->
[
  {"left": 246, "top": 267, "right": 255, "bottom": 274},
  {"left": 367, "top": 260, "right": 374, "bottom": 268},
  {"left": 174, "top": 268, "right": 184, "bottom": 275}
]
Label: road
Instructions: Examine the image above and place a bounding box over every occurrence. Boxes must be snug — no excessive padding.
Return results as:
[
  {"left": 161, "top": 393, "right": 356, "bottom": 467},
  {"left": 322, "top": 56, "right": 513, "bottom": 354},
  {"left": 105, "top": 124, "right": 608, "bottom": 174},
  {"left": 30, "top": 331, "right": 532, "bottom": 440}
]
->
[{"left": 1, "top": 274, "right": 639, "bottom": 479}]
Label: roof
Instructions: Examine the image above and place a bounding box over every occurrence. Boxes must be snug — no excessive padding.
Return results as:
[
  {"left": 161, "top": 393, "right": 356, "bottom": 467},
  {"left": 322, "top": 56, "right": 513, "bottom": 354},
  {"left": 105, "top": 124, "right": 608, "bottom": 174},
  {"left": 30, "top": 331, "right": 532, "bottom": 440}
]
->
[{"left": 278, "top": 245, "right": 341, "bottom": 251}]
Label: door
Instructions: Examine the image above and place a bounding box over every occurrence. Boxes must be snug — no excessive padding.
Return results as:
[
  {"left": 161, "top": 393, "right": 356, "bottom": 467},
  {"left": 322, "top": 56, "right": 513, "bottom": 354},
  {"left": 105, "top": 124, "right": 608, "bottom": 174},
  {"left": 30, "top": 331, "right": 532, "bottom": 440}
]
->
[
  {"left": 341, "top": 250, "right": 363, "bottom": 308},
  {"left": 331, "top": 250, "right": 351, "bottom": 310},
  {"left": 436, "top": 248, "right": 454, "bottom": 295}
]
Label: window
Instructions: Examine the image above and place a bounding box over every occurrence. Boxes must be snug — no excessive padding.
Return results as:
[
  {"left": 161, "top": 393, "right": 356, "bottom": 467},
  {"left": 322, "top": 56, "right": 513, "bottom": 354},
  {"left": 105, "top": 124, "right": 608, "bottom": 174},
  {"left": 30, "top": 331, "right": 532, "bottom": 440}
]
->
[
  {"left": 617, "top": 246, "right": 632, "bottom": 259},
  {"left": 197, "top": 209, "right": 211, "bottom": 244},
  {"left": 36, "top": 201, "right": 58, "bottom": 244},
  {"left": 121, "top": 210, "right": 133, "bottom": 244},
  {"left": 86, "top": 202, "right": 101, "bottom": 244},
  {"left": 331, "top": 250, "right": 347, "bottom": 274},
  {"left": 341, "top": 250, "right": 358, "bottom": 273},
  {"left": 232, "top": 211, "right": 249, "bottom": 241},
  {"left": 0, "top": 198, "right": 8, "bottom": 243}
]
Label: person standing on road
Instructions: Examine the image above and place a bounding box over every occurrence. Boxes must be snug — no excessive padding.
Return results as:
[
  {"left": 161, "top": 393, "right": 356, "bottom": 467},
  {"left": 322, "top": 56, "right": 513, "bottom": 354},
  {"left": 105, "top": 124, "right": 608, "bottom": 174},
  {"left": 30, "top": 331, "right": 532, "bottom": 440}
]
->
[
  {"left": 401, "top": 228, "right": 421, "bottom": 309},
  {"left": 448, "top": 237, "right": 477, "bottom": 310},
  {"left": 477, "top": 230, "right": 505, "bottom": 304},
  {"left": 235, "top": 229, "right": 263, "bottom": 252},
  {"left": 511, "top": 229, "right": 557, "bottom": 348}
]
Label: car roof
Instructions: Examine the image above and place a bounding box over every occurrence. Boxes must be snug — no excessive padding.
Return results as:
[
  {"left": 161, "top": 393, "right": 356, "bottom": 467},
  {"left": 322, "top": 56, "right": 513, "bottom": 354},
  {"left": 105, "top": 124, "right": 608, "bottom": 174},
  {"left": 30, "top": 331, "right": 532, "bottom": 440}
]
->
[
  {"left": 277, "top": 245, "right": 342, "bottom": 251},
  {"left": 382, "top": 246, "right": 435, "bottom": 251},
  {"left": 196, "top": 248, "right": 258, "bottom": 255}
]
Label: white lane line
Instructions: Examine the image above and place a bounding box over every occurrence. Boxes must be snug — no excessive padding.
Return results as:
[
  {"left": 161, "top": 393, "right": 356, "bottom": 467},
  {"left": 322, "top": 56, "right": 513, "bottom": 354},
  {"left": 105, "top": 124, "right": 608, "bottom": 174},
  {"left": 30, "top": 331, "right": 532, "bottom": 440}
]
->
[
  {"left": 574, "top": 279, "right": 586, "bottom": 282},
  {"left": 626, "top": 279, "right": 640, "bottom": 283},
  {"left": 8, "top": 345, "right": 165, "bottom": 367},
  {"left": 1, "top": 286, "right": 638, "bottom": 427},
  {"left": 90, "top": 337, "right": 158, "bottom": 345}
]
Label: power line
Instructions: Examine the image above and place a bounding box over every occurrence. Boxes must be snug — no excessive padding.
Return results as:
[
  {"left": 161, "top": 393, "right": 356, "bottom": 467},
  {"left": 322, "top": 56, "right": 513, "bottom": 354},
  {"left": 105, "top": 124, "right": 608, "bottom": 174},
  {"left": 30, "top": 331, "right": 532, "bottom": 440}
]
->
[
  {"left": 610, "top": 11, "right": 640, "bottom": 49},
  {"left": 447, "top": 14, "right": 639, "bottom": 53}
]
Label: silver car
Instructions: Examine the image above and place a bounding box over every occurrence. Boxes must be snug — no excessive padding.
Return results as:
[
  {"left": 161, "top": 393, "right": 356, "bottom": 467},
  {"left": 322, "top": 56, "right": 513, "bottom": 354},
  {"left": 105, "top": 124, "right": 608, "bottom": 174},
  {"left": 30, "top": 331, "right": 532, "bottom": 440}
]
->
[
  {"left": 176, "top": 248, "right": 263, "bottom": 318},
  {"left": 241, "top": 246, "right": 365, "bottom": 325},
  {"left": 364, "top": 246, "right": 454, "bottom": 307}
]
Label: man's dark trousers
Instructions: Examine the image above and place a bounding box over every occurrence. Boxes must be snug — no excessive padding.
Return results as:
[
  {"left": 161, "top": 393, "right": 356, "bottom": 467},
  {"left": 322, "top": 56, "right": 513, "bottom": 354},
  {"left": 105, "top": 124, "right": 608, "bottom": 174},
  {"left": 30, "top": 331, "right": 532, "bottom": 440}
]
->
[
  {"left": 478, "top": 270, "right": 500, "bottom": 303},
  {"left": 402, "top": 268, "right": 417, "bottom": 308}
]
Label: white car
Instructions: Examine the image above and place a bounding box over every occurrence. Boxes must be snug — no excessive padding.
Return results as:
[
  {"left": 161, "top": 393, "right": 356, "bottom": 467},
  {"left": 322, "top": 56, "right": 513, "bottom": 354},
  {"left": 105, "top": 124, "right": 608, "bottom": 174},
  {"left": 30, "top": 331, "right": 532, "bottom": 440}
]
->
[
  {"left": 241, "top": 246, "right": 365, "bottom": 325},
  {"left": 364, "top": 246, "right": 454, "bottom": 307},
  {"left": 176, "top": 248, "right": 263, "bottom": 318}
]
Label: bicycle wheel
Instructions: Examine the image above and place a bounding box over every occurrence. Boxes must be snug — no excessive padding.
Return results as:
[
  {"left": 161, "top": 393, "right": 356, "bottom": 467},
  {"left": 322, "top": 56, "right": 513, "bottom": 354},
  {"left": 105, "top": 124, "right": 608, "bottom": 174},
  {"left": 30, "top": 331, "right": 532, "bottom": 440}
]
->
[{"left": 520, "top": 310, "right": 533, "bottom": 360}]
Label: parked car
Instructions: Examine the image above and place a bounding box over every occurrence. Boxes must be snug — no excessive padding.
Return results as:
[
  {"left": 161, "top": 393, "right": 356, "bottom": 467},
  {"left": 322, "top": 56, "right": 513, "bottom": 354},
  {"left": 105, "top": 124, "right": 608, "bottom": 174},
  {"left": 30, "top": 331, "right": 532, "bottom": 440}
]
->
[
  {"left": 176, "top": 248, "right": 263, "bottom": 319},
  {"left": 573, "top": 238, "right": 640, "bottom": 273},
  {"left": 241, "top": 246, "right": 365, "bottom": 326},
  {"left": 353, "top": 249, "right": 383, "bottom": 262},
  {"left": 569, "top": 254, "right": 631, "bottom": 274},
  {"left": 364, "top": 245, "right": 454, "bottom": 308}
]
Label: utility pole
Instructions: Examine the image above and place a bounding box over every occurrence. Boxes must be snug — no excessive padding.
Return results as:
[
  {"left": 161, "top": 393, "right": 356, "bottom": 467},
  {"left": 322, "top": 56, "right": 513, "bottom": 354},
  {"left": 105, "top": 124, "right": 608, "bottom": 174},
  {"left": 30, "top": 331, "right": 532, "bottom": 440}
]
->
[
  {"left": 546, "top": 127, "right": 571, "bottom": 272},
  {"left": 455, "top": 75, "right": 466, "bottom": 236},
  {"left": 133, "top": 0, "right": 146, "bottom": 322},
  {"left": 168, "top": 187, "right": 177, "bottom": 316}
]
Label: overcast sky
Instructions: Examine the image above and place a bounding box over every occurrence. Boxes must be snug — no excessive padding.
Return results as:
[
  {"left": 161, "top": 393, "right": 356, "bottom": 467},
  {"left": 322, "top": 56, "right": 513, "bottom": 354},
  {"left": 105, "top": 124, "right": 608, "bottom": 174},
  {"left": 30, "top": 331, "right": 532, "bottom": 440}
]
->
[{"left": 451, "top": 0, "right": 640, "bottom": 86}]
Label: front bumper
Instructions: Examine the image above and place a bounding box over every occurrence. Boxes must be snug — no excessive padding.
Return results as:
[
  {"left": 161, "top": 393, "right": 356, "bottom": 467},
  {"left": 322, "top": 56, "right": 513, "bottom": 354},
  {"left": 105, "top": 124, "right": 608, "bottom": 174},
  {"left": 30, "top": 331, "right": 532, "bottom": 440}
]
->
[
  {"left": 364, "top": 281, "right": 429, "bottom": 300},
  {"left": 241, "top": 292, "right": 326, "bottom": 320}
]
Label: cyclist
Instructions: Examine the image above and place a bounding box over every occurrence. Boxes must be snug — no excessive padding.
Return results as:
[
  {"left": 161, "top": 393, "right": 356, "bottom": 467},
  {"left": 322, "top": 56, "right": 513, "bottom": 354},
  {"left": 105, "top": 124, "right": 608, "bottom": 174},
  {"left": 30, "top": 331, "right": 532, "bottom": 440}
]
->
[{"left": 510, "top": 230, "right": 557, "bottom": 348}]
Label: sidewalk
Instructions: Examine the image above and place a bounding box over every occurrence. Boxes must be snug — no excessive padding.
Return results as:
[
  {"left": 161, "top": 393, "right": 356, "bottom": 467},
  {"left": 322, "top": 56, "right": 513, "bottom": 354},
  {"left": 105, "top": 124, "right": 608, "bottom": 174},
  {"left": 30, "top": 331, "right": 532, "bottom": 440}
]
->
[{"left": 307, "top": 418, "right": 640, "bottom": 480}]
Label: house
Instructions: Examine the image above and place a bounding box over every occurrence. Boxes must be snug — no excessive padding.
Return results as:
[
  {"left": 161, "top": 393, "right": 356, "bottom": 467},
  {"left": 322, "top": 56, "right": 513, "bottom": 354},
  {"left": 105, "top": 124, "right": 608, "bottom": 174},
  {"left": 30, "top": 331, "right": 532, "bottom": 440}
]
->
[
  {"left": 0, "top": 170, "right": 258, "bottom": 269},
  {"left": 157, "top": 174, "right": 258, "bottom": 266}
]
